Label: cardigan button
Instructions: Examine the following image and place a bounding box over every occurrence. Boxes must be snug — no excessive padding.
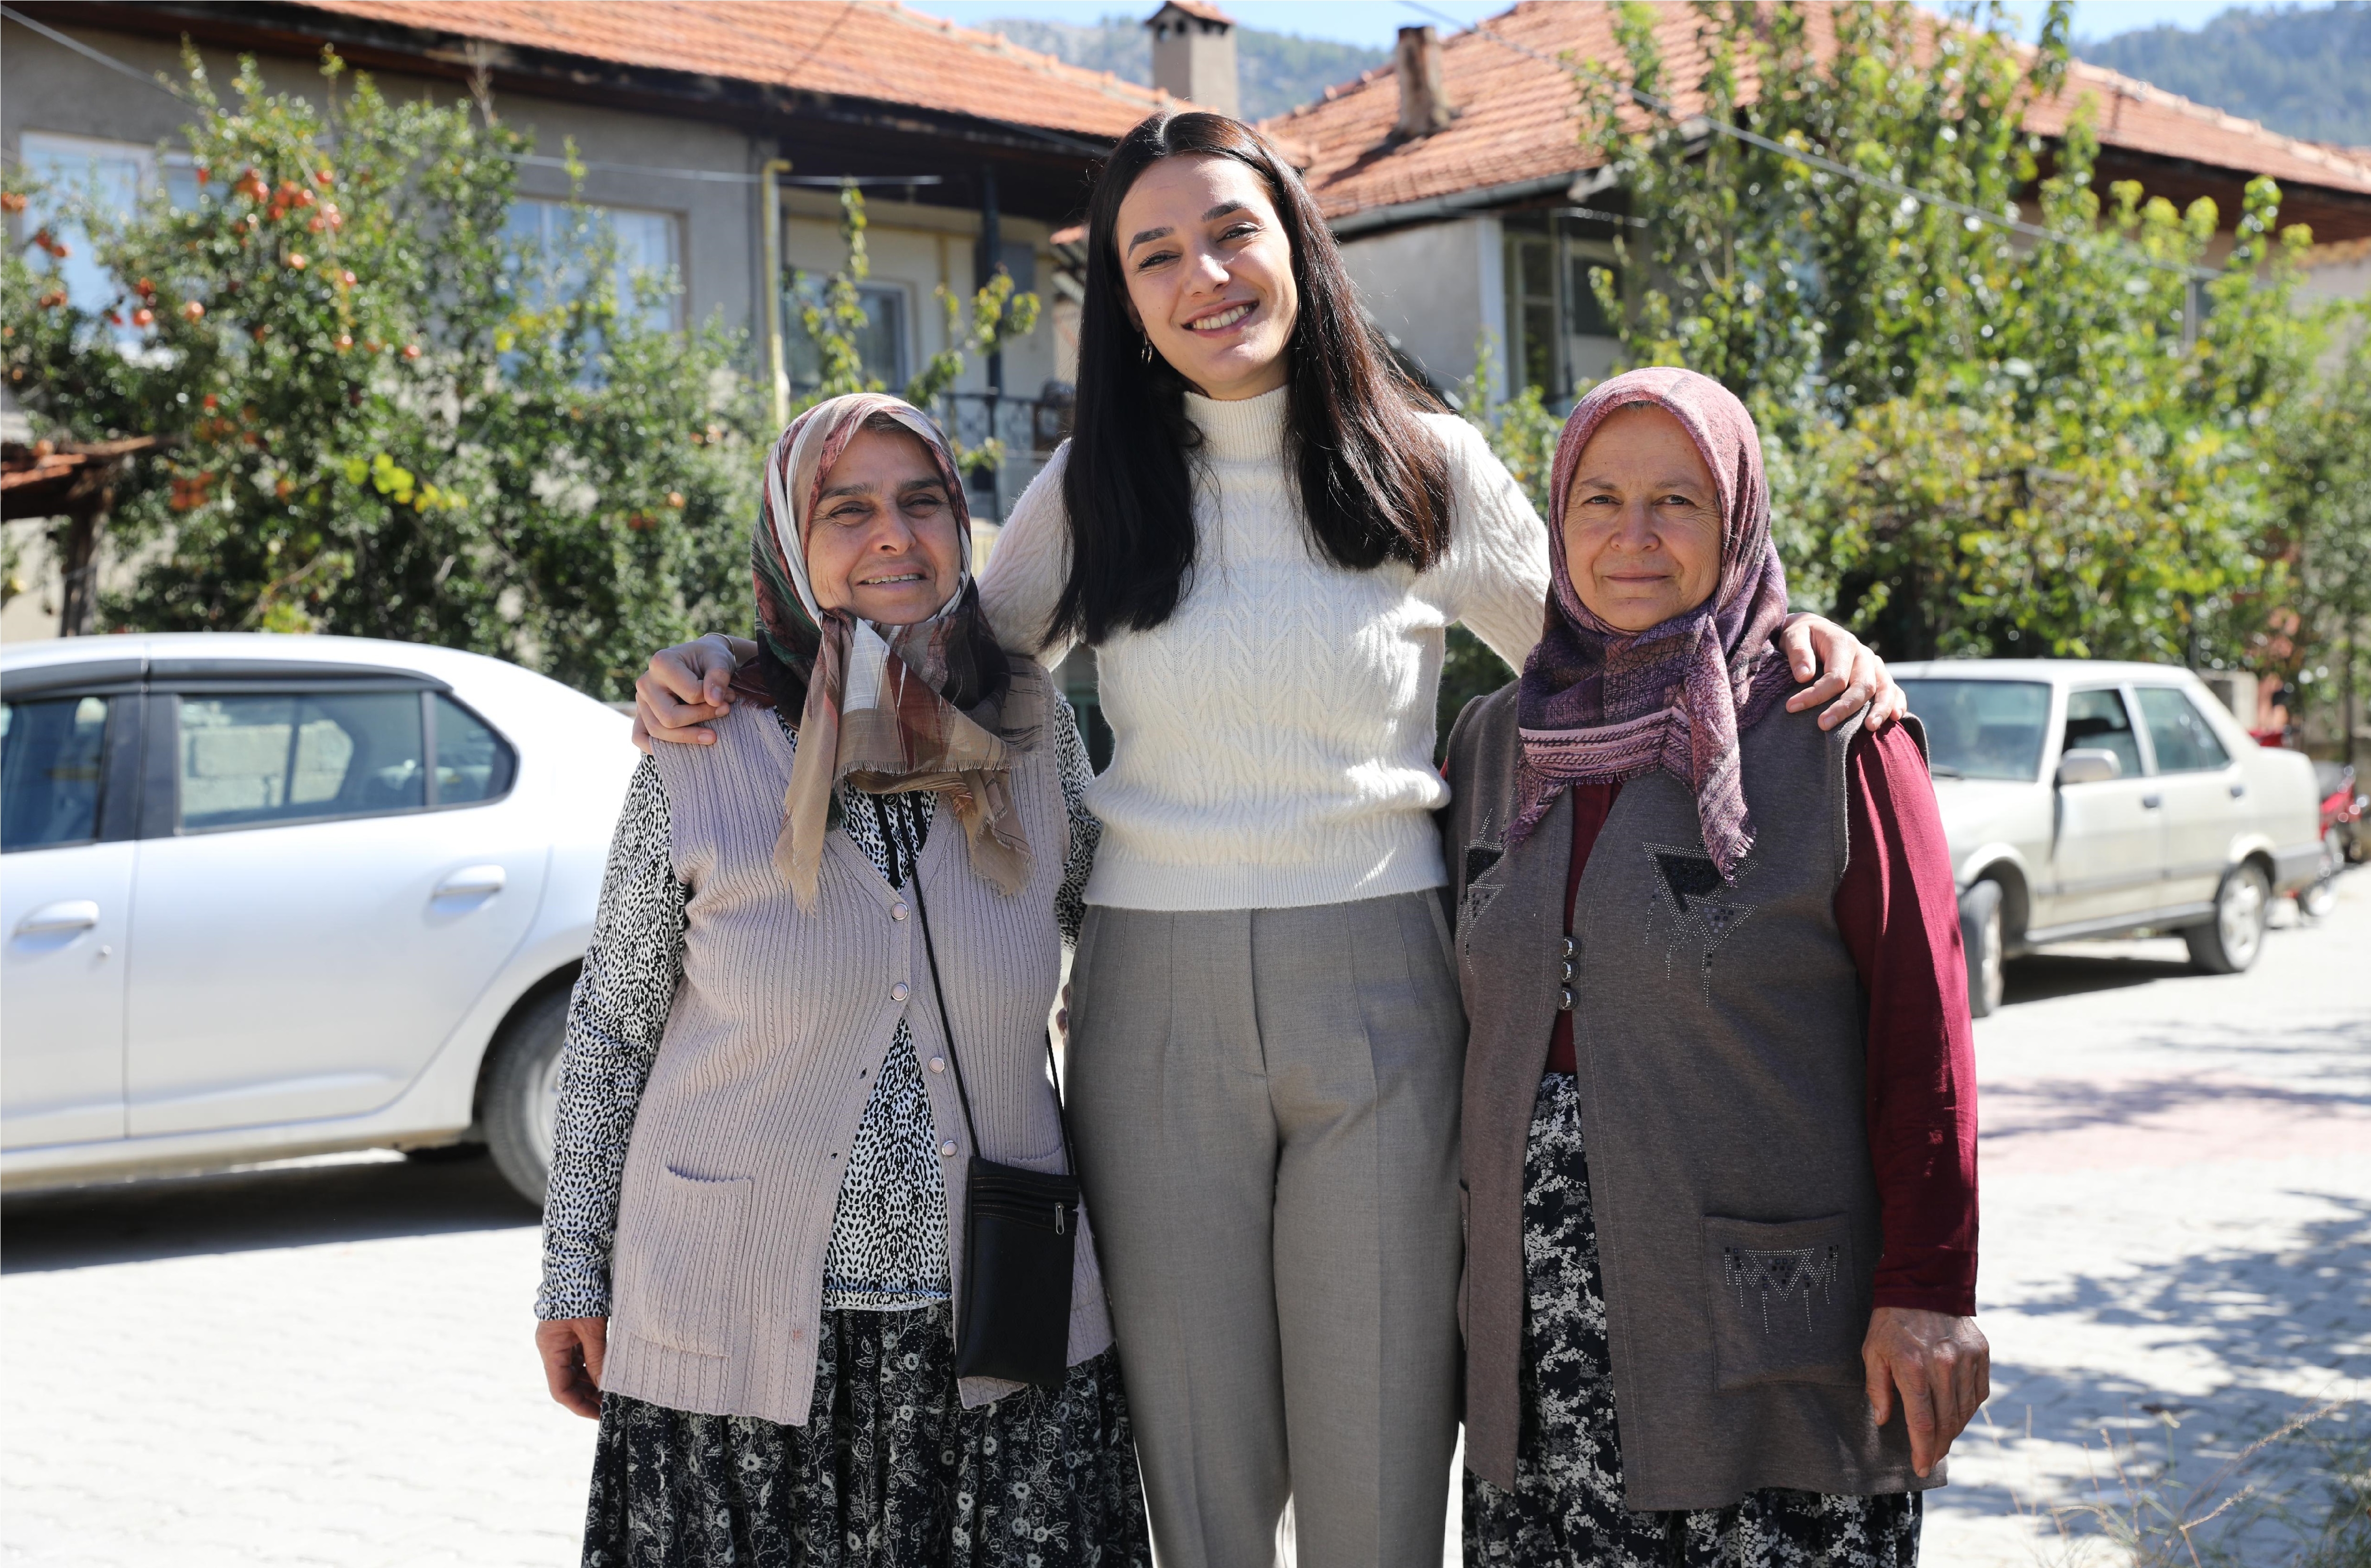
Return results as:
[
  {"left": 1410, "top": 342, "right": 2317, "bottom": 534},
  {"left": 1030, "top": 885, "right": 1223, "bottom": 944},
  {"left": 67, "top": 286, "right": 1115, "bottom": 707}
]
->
[
  {"left": 891, "top": 982, "right": 910, "bottom": 1002},
  {"left": 892, "top": 903, "right": 909, "bottom": 921},
  {"left": 928, "top": 1056, "right": 946, "bottom": 1074},
  {"left": 940, "top": 1140, "right": 958, "bottom": 1158}
]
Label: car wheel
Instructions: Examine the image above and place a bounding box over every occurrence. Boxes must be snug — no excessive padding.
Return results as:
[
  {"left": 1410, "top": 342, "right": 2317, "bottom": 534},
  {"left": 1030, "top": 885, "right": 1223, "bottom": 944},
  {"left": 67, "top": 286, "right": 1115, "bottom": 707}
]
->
[
  {"left": 1958, "top": 880, "right": 2005, "bottom": 1019},
  {"left": 2185, "top": 861, "right": 2270, "bottom": 975},
  {"left": 484, "top": 987, "right": 570, "bottom": 1205}
]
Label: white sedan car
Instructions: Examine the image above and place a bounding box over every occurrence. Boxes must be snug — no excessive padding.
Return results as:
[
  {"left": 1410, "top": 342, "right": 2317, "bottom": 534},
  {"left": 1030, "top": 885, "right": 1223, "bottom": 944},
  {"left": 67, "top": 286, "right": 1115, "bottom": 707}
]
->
[
  {"left": 1895, "top": 659, "right": 2322, "bottom": 1017},
  {"left": 1, "top": 633, "right": 639, "bottom": 1201}
]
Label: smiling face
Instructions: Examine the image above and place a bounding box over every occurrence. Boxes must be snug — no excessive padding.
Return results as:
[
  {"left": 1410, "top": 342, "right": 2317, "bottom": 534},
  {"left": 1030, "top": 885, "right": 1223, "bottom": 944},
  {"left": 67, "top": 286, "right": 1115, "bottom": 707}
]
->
[
  {"left": 1560, "top": 403, "right": 1727, "bottom": 633},
  {"left": 1114, "top": 152, "right": 1299, "bottom": 402},
  {"left": 802, "top": 425, "right": 964, "bottom": 626}
]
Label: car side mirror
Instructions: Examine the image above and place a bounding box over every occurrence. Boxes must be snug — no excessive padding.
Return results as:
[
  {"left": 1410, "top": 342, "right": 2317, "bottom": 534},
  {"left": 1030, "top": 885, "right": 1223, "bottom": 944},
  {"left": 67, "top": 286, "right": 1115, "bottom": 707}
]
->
[{"left": 2057, "top": 748, "right": 2121, "bottom": 786}]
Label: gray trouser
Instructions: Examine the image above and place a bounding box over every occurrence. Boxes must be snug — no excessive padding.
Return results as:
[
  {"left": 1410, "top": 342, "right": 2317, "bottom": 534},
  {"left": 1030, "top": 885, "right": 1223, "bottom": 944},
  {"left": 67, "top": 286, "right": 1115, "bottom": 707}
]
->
[{"left": 1067, "top": 891, "right": 1467, "bottom": 1568}]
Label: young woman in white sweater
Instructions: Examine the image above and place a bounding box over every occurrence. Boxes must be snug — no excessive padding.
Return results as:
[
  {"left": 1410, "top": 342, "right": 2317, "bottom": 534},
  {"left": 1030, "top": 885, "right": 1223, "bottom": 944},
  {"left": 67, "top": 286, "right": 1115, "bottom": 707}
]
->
[{"left": 634, "top": 113, "right": 1897, "bottom": 1568}]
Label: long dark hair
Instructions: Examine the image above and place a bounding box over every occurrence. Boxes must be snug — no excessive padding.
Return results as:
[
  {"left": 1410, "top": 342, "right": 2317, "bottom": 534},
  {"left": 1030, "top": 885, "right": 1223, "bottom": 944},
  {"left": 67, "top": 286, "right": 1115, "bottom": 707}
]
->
[{"left": 1049, "top": 112, "right": 1454, "bottom": 645}]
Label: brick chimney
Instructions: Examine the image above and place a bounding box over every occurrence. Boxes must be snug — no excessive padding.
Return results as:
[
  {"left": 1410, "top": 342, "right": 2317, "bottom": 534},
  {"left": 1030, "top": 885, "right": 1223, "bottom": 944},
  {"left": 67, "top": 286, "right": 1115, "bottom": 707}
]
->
[
  {"left": 1393, "top": 25, "right": 1453, "bottom": 140},
  {"left": 1146, "top": 1, "right": 1240, "bottom": 120}
]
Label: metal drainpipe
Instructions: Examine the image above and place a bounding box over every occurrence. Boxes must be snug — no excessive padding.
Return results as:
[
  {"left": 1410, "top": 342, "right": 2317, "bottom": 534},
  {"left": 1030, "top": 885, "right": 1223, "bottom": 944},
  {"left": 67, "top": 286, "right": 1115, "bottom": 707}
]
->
[
  {"left": 980, "top": 163, "right": 1003, "bottom": 520},
  {"left": 761, "top": 157, "right": 793, "bottom": 429}
]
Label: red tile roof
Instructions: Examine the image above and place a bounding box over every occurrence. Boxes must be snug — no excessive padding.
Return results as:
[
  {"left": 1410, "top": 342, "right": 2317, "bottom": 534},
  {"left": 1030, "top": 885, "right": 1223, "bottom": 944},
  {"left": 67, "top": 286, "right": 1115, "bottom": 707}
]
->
[
  {"left": 300, "top": 0, "right": 1172, "bottom": 140},
  {"left": 1266, "top": 2, "right": 2371, "bottom": 226}
]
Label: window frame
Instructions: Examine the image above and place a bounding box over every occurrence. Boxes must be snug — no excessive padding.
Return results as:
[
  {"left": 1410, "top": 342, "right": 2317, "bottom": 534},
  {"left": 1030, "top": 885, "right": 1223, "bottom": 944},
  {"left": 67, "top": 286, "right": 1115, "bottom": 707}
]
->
[
  {"left": 2061, "top": 684, "right": 2149, "bottom": 781},
  {"left": 159, "top": 679, "right": 520, "bottom": 837},
  {"left": 783, "top": 275, "right": 913, "bottom": 394},
  {"left": 3, "top": 657, "right": 521, "bottom": 844},
  {"left": 505, "top": 195, "right": 684, "bottom": 333},
  {"left": 2132, "top": 684, "right": 2233, "bottom": 775},
  {"left": 0, "top": 676, "right": 145, "bottom": 855},
  {"left": 16, "top": 131, "right": 199, "bottom": 338}
]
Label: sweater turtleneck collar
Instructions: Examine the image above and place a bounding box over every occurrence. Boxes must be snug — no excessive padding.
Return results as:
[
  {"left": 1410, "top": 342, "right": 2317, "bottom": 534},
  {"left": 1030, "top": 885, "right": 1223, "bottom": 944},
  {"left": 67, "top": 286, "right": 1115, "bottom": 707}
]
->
[{"left": 1185, "top": 384, "right": 1289, "bottom": 466}]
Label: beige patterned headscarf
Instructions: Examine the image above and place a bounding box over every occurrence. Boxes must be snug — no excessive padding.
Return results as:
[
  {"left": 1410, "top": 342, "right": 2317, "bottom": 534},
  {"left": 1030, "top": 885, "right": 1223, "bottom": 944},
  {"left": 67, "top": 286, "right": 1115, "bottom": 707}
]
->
[{"left": 729, "top": 393, "right": 1039, "bottom": 909}]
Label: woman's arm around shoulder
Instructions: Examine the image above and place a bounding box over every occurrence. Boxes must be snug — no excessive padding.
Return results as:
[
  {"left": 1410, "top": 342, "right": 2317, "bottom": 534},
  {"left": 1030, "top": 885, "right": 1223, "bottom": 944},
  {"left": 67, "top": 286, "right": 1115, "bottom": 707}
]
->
[{"left": 978, "top": 441, "right": 1078, "bottom": 668}]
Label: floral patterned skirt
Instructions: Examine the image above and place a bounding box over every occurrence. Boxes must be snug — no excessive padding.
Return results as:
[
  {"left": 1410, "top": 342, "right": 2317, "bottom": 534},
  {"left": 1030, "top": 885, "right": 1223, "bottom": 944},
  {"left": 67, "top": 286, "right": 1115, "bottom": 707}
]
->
[
  {"left": 1464, "top": 1075, "right": 1922, "bottom": 1568},
  {"left": 583, "top": 1304, "right": 1150, "bottom": 1568}
]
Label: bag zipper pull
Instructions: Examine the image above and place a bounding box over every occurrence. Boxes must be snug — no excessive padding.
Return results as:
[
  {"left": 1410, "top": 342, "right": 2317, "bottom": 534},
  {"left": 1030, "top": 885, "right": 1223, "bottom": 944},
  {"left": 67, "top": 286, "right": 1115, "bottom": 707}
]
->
[{"left": 1055, "top": 1203, "right": 1066, "bottom": 1236}]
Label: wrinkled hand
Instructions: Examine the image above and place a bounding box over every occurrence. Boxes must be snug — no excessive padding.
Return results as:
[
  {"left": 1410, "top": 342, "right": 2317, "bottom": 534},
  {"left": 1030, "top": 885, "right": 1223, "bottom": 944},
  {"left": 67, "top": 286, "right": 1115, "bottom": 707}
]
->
[
  {"left": 1863, "top": 1306, "right": 1989, "bottom": 1477},
  {"left": 631, "top": 633, "right": 752, "bottom": 753},
  {"left": 1779, "top": 613, "right": 1905, "bottom": 732},
  {"left": 536, "top": 1316, "right": 609, "bottom": 1419}
]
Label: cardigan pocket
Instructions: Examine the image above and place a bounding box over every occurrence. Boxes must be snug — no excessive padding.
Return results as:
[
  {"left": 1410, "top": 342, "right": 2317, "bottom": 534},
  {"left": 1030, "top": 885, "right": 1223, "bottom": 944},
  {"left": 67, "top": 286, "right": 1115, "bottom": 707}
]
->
[
  {"left": 613, "top": 1165, "right": 753, "bottom": 1358},
  {"left": 1703, "top": 1214, "right": 1864, "bottom": 1391}
]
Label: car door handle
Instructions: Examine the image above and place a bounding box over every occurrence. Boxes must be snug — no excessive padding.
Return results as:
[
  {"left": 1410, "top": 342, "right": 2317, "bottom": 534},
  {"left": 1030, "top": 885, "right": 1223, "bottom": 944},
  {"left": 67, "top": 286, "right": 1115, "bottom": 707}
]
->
[
  {"left": 2228, "top": 782, "right": 2246, "bottom": 798},
  {"left": 15, "top": 900, "right": 100, "bottom": 935},
  {"left": 434, "top": 865, "right": 507, "bottom": 898},
  {"left": 2141, "top": 794, "right": 2162, "bottom": 809}
]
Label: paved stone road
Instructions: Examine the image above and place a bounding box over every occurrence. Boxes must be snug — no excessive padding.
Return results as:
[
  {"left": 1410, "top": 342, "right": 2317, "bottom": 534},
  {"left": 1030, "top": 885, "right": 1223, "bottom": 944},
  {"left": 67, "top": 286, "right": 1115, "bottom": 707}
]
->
[{"left": 6, "top": 878, "right": 2366, "bottom": 1567}]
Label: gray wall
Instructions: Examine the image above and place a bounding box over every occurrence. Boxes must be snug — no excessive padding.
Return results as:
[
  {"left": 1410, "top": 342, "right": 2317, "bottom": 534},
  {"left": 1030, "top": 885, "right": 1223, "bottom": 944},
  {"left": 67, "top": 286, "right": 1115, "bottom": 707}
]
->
[
  {"left": 2, "top": 15, "right": 773, "bottom": 335},
  {"left": 1343, "top": 215, "right": 1505, "bottom": 405}
]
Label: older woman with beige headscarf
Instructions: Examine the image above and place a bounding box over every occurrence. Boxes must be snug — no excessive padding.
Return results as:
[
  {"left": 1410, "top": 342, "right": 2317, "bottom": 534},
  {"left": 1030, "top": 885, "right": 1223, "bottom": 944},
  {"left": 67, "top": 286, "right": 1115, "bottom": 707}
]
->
[{"left": 532, "top": 393, "right": 1149, "bottom": 1568}]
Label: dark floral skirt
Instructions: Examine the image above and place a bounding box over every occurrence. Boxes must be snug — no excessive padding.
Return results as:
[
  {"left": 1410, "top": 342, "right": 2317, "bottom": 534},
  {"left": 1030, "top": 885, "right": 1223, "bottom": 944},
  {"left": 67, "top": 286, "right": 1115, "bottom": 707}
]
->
[
  {"left": 584, "top": 1303, "right": 1150, "bottom": 1568},
  {"left": 1465, "top": 1075, "right": 1922, "bottom": 1568}
]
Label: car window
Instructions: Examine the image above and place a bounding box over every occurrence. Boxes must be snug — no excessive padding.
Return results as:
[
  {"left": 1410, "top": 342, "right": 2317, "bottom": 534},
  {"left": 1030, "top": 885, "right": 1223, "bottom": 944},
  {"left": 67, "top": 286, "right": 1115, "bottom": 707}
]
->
[
  {"left": 2063, "top": 688, "right": 2143, "bottom": 779},
  {"left": 0, "top": 695, "right": 112, "bottom": 851},
  {"left": 433, "top": 694, "right": 516, "bottom": 806},
  {"left": 1898, "top": 679, "right": 2050, "bottom": 780},
  {"left": 2135, "top": 687, "right": 2231, "bottom": 773},
  {"left": 177, "top": 692, "right": 424, "bottom": 831}
]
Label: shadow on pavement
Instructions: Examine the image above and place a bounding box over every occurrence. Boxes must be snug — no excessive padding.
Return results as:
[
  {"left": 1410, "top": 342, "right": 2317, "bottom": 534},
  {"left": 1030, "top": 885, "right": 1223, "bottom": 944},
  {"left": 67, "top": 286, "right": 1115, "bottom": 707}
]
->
[
  {"left": 2001, "top": 952, "right": 2197, "bottom": 1006},
  {"left": 1, "top": 1150, "right": 539, "bottom": 1274},
  {"left": 1945, "top": 1197, "right": 2371, "bottom": 1557}
]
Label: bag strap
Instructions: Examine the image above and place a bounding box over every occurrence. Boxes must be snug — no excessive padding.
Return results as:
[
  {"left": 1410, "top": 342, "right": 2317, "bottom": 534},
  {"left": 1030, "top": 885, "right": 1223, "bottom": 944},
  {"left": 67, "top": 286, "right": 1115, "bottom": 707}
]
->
[{"left": 873, "top": 795, "right": 1076, "bottom": 1178}]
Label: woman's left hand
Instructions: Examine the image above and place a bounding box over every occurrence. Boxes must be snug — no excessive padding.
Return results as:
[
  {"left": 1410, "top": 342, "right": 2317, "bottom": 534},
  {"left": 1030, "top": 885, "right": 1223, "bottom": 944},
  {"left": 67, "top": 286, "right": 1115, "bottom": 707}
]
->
[
  {"left": 1862, "top": 1306, "right": 1990, "bottom": 1477},
  {"left": 1779, "top": 613, "right": 1905, "bottom": 732}
]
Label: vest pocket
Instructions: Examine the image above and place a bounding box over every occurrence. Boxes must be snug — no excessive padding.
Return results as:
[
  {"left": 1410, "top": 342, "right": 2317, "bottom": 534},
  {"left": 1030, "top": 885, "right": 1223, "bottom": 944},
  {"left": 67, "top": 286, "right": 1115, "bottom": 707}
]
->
[
  {"left": 1702, "top": 1214, "right": 1864, "bottom": 1391},
  {"left": 614, "top": 1165, "right": 753, "bottom": 1358}
]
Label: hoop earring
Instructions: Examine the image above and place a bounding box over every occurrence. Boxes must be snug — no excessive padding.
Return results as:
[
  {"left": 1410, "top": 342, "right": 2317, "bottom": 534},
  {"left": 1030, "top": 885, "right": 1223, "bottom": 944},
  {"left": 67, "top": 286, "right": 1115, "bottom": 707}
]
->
[{"left": 1141, "top": 335, "right": 1154, "bottom": 365}]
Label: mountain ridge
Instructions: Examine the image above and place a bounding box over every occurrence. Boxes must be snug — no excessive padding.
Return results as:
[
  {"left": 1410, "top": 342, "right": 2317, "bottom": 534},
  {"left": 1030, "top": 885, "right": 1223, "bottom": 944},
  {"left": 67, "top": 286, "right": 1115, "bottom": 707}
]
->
[
  {"left": 983, "top": 13, "right": 1386, "bottom": 123},
  {"left": 2073, "top": 2, "right": 2370, "bottom": 148}
]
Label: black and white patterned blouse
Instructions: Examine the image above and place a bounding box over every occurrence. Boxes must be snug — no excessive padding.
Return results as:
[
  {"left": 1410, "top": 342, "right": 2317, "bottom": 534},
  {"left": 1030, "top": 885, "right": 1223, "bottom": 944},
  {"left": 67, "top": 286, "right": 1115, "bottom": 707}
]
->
[{"left": 536, "top": 696, "right": 1101, "bottom": 1320}]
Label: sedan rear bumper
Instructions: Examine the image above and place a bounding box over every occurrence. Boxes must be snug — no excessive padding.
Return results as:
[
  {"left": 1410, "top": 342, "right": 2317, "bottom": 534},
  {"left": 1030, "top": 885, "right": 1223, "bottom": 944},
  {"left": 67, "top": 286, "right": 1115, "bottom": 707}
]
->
[{"left": 2272, "top": 840, "right": 2326, "bottom": 894}]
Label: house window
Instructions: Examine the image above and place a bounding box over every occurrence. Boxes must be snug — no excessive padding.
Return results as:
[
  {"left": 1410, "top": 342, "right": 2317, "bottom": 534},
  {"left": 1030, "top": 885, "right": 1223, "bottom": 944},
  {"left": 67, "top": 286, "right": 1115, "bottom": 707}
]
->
[
  {"left": 17, "top": 131, "right": 198, "bottom": 341},
  {"left": 786, "top": 278, "right": 910, "bottom": 394},
  {"left": 504, "top": 198, "right": 680, "bottom": 331},
  {"left": 1502, "top": 214, "right": 1623, "bottom": 401}
]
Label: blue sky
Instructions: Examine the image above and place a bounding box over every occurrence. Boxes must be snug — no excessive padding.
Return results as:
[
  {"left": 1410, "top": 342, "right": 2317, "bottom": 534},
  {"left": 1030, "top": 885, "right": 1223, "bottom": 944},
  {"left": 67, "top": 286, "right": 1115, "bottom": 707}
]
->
[{"left": 918, "top": 0, "right": 2247, "bottom": 49}]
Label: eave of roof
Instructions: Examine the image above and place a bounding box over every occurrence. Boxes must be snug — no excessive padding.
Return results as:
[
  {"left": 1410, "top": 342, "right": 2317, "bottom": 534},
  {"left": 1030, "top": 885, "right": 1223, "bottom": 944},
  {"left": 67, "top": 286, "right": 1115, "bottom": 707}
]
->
[
  {"left": 1267, "top": 1, "right": 2371, "bottom": 229},
  {"left": 291, "top": 0, "right": 1172, "bottom": 142}
]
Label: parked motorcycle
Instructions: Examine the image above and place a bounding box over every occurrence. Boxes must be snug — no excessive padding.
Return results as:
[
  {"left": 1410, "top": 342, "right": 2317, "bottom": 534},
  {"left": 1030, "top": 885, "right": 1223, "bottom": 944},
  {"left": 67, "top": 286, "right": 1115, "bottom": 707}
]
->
[{"left": 2301, "top": 761, "right": 2364, "bottom": 918}]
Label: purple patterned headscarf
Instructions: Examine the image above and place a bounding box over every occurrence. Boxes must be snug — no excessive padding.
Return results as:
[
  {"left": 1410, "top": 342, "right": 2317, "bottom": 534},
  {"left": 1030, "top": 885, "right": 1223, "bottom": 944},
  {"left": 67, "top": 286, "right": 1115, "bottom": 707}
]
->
[{"left": 1508, "top": 367, "right": 1795, "bottom": 881}]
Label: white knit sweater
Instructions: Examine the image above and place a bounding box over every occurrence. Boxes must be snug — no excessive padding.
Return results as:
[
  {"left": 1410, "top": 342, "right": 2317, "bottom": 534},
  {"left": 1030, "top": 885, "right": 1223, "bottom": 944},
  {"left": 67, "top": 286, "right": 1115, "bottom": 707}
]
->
[{"left": 979, "top": 386, "right": 1551, "bottom": 911}]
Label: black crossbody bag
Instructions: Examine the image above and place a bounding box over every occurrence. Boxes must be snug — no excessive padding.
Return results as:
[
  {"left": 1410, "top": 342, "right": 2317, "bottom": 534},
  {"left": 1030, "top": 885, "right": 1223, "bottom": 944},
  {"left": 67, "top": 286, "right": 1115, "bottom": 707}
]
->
[{"left": 877, "top": 797, "right": 1080, "bottom": 1389}]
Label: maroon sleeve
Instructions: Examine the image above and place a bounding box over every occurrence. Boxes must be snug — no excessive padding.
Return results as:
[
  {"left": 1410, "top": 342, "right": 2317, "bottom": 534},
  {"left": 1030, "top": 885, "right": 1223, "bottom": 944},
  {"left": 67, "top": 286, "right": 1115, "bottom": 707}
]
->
[{"left": 1835, "top": 725, "right": 1979, "bottom": 1317}]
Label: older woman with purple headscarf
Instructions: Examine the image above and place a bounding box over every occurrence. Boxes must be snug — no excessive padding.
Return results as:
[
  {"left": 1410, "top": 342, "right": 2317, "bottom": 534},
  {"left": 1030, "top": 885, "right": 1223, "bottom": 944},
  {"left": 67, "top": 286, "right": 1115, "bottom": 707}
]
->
[{"left": 1438, "top": 368, "right": 1986, "bottom": 1568}]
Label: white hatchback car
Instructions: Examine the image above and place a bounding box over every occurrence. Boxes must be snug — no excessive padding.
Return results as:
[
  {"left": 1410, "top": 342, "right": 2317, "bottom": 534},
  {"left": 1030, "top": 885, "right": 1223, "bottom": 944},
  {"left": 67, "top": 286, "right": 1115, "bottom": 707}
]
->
[
  {"left": 1894, "top": 659, "right": 2322, "bottom": 1017},
  {"left": 1, "top": 633, "right": 639, "bottom": 1200}
]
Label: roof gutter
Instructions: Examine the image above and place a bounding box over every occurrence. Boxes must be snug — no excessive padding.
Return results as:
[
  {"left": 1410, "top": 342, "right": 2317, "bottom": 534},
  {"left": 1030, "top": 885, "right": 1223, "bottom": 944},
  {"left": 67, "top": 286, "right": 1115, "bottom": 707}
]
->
[{"left": 1325, "top": 169, "right": 1596, "bottom": 239}]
